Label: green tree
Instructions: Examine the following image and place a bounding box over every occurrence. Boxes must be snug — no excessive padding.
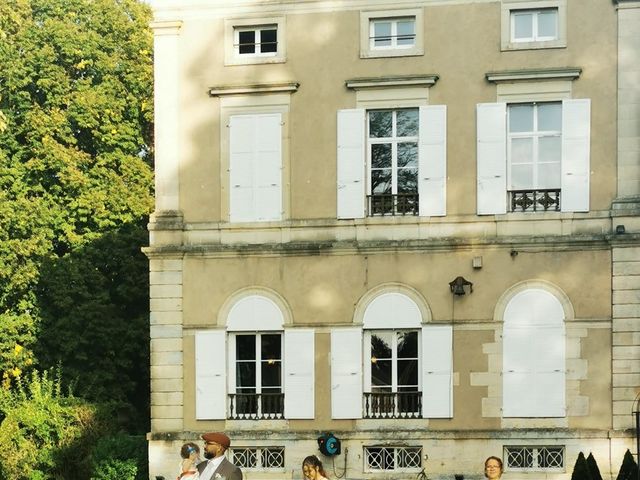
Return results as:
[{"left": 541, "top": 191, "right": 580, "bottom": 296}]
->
[
  {"left": 572, "top": 452, "right": 592, "bottom": 480},
  {"left": 0, "top": 0, "right": 153, "bottom": 428}
]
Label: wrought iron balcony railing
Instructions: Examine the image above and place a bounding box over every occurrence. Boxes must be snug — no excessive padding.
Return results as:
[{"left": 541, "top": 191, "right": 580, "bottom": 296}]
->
[
  {"left": 363, "top": 391, "right": 422, "bottom": 419},
  {"left": 228, "top": 393, "right": 284, "bottom": 420},
  {"left": 509, "top": 189, "right": 561, "bottom": 212},
  {"left": 367, "top": 194, "right": 419, "bottom": 216}
]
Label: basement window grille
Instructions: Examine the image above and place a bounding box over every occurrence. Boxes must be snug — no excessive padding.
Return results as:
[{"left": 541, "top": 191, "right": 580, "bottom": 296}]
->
[
  {"left": 230, "top": 447, "right": 285, "bottom": 470},
  {"left": 364, "top": 446, "right": 422, "bottom": 471},
  {"left": 504, "top": 445, "right": 564, "bottom": 470}
]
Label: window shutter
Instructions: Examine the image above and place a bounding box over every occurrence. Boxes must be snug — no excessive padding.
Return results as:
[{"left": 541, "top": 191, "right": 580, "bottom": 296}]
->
[
  {"left": 337, "top": 109, "right": 365, "bottom": 219},
  {"left": 195, "top": 330, "right": 226, "bottom": 420},
  {"left": 561, "top": 99, "right": 590, "bottom": 212},
  {"left": 330, "top": 328, "right": 363, "bottom": 419},
  {"left": 421, "top": 325, "right": 453, "bottom": 418},
  {"left": 284, "top": 329, "right": 315, "bottom": 419},
  {"left": 229, "top": 113, "right": 282, "bottom": 222},
  {"left": 476, "top": 103, "right": 507, "bottom": 215},
  {"left": 419, "top": 105, "right": 447, "bottom": 216}
]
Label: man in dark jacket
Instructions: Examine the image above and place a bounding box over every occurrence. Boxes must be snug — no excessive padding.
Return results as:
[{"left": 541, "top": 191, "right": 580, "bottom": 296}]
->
[{"left": 197, "top": 432, "right": 243, "bottom": 480}]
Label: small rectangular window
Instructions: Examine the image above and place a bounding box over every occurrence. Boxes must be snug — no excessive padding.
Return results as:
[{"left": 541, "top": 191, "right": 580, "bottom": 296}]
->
[
  {"left": 231, "top": 447, "right": 285, "bottom": 470},
  {"left": 235, "top": 25, "right": 278, "bottom": 56},
  {"left": 511, "top": 8, "right": 558, "bottom": 42},
  {"left": 370, "top": 17, "right": 416, "bottom": 50},
  {"left": 364, "top": 446, "right": 422, "bottom": 471},
  {"left": 505, "top": 446, "right": 564, "bottom": 471}
]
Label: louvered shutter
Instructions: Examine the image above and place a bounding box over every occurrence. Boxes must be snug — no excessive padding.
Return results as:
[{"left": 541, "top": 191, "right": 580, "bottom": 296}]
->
[
  {"left": 229, "top": 114, "right": 282, "bottom": 222},
  {"left": 476, "top": 103, "right": 507, "bottom": 215},
  {"left": 421, "top": 325, "right": 453, "bottom": 418},
  {"left": 330, "top": 328, "right": 363, "bottom": 419},
  {"left": 284, "top": 329, "right": 315, "bottom": 419},
  {"left": 337, "top": 109, "right": 366, "bottom": 219},
  {"left": 195, "top": 330, "right": 226, "bottom": 419},
  {"left": 419, "top": 105, "right": 447, "bottom": 216},
  {"left": 561, "top": 99, "right": 590, "bottom": 212}
]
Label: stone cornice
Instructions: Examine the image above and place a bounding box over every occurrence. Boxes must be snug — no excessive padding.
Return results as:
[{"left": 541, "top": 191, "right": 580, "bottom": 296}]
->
[
  {"left": 345, "top": 74, "right": 439, "bottom": 90},
  {"left": 208, "top": 82, "right": 299, "bottom": 96},
  {"left": 485, "top": 67, "right": 582, "bottom": 83}
]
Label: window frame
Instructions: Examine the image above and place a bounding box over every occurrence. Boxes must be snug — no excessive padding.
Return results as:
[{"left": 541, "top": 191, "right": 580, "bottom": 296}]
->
[
  {"left": 510, "top": 8, "right": 558, "bottom": 43},
  {"left": 234, "top": 25, "right": 278, "bottom": 57},
  {"left": 506, "top": 101, "right": 562, "bottom": 192},
  {"left": 500, "top": 0, "right": 566, "bottom": 51},
  {"left": 364, "top": 329, "right": 421, "bottom": 394},
  {"left": 230, "top": 446, "right": 286, "bottom": 471},
  {"left": 360, "top": 8, "right": 424, "bottom": 58},
  {"left": 369, "top": 17, "right": 416, "bottom": 51},
  {"left": 224, "top": 16, "right": 286, "bottom": 65},
  {"left": 366, "top": 108, "right": 420, "bottom": 216},
  {"left": 364, "top": 446, "right": 423, "bottom": 472},
  {"left": 232, "top": 332, "right": 283, "bottom": 396},
  {"left": 504, "top": 445, "right": 565, "bottom": 472}
]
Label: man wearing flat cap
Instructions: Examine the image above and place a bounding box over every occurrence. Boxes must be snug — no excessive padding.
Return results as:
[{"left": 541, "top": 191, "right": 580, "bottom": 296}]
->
[{"left": 197, "top": 432, "right": 243, "bottom": 480}]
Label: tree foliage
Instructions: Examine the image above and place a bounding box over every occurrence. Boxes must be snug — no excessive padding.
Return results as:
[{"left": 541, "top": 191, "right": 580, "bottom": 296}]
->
[
  {"left": 616, "top": 449, "right": 639, "bottom": 480},
  {"left": 0, "top": 0, "right": 153, "bottom": 429},
  {"left": 572, "top": 452, "right": 592, "bottom": 480},
  {"left": 587, "top": 452, "right": 603, "bottom": 480}
]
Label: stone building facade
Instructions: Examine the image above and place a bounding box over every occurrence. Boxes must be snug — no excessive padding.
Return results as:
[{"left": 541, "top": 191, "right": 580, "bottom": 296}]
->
[{"left": 145, "top": 0, "right": 640, "bottom": 479}]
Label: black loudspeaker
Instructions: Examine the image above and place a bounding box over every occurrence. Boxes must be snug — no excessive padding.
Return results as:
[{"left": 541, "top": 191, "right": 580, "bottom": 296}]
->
[{"left": 317, "top": 432, "right": 341, "bottom": 456}]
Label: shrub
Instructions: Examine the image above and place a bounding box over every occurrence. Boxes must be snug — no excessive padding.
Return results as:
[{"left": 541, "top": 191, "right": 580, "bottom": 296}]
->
[
  {"left": 587, "top": 452, "right": 603, "bottom": 480},
  {"left": 571, "top": 452, "right": 592, "bottom": 480},
  {"left": 0, "top": 369, "right": 105, "bottom": 480},
  {"left": 90, "top": 433, "right": 148, "bottom": 480},
  {"left": 616, "top": 449, "right": 639, "bottom": 480}
]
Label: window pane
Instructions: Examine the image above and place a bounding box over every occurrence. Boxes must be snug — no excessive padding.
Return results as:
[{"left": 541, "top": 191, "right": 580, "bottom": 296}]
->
[
  {"left": 513, "top": 12, "right": 533, "bottom": 39},
  {"left": 371, "top": 359, "right": 392, "bottom": 387},
  {"left": 260, "top": 28, "right": 277, "bottom": 53},
  {"left": 371, "top": 332, "right": 393, "bottom": 359},
  {"left": 539, "top": 136, "right": 561, "bottom": 164},
  {"left": 371, "top": 169, "right": 392, "bottom": 194},
  {"left": 509, "top": 105, "right": 534, "bottom": 132},
  {"left": 537, "top": 103, "right": 562, "bottom": 131},
  {"left": 373, "top": 21, "right": 392, "bottom": 47},
  {"left": 261, "top": 334, "right": 281, "bottom": 361},
  {"left": 537, "top": 161, "right": 561, "bottom": 189},
  {"left": 511, "top": 164, "right": 534, "bottom": 190},
  {"left": 237, "top": 362, "right": 256, "bottom": 388},
  {"left": 261, "top": 361, "right": 281, "bottom": 387},
  {"left": 371, "top": 143, "right": 392, "bottom": 168},
  {"left": 238, "top": 30, "right": 255, "bottom": 54},
  {"left": 397, "top": 142, "right": 417, "bottom": 168},
  {"left": 511, "top": 137, "right": 533, "bottom": 165},
  {"left": 237, "top": 335, "right": 256, "bottom": 360},
  {"left": 397, "top": 359, "right": 418, "bottom": 387},
  {"left": 397, "top": 169, "right": 418, "bottom": 194},
  {"left": 397, "top": 331, "right": 418, "bottom": 358},
  {"left": 369, "top": 111, "right": 393, "bottom": 138},
  {"left": 396, "top": 19, "right": 415, "bottom": 46},
  {"left": 397, "top": 109, "right": 418, "bottom": 137},
  {"left": 537, "top": 10, "right": 557, "bottom": 38}
]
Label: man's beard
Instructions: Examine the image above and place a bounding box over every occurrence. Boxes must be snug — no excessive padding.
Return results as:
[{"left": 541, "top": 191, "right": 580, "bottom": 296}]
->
[{"left": 204, "top": 451, "right": 215, "bottom": 459}]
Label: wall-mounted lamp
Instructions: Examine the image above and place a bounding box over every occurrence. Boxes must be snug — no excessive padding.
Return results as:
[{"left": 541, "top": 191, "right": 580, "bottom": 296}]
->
[
  {"left": 616, "top": 224, "right": 626, "bottom": 234},
  {"left": 449, "top": 276, "right": 473, "bottom": 296}
]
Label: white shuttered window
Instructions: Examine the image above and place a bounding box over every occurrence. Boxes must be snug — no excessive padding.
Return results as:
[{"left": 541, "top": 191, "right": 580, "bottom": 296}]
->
[
  {"left": 421, "top": 325, "right": 453, "bottom": 418},
  {"left": 284, "top": 329, "right": 315, "bottom": 419},
  {"left": 476, "top": 100, "right": 590, "bottom": 214},
  {"left": 331, "top": 328, "right": 363, "bottom": 419},
  {"left": 229, "top": 113, "right": 282, "bottom": 222},
  {"left": 503, "top": 289, "right": 566, "bottom": 417},
  {"left": 195, "top": 330, "right": 227, "bottom": 420}
]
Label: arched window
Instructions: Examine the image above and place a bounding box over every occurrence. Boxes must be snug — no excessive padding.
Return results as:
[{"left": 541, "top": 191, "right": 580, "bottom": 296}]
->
[
  {"left": 195, "top": 293, "right": 314, "bottom": 421},
  {"left": 503, "top": 288, "right": 566, "bottom": 417},
  {"left": 331, "top": 289, "right": 452, "bottom": 420}
]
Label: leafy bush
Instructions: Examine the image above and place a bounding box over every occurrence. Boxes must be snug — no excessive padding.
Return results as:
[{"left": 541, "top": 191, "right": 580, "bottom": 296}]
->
[
  {"left": 89, "top": 433, "right": 148, "bottom": 480},
  {"left": 0, "top": 369, "right": 104, "bottom": 480}
]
